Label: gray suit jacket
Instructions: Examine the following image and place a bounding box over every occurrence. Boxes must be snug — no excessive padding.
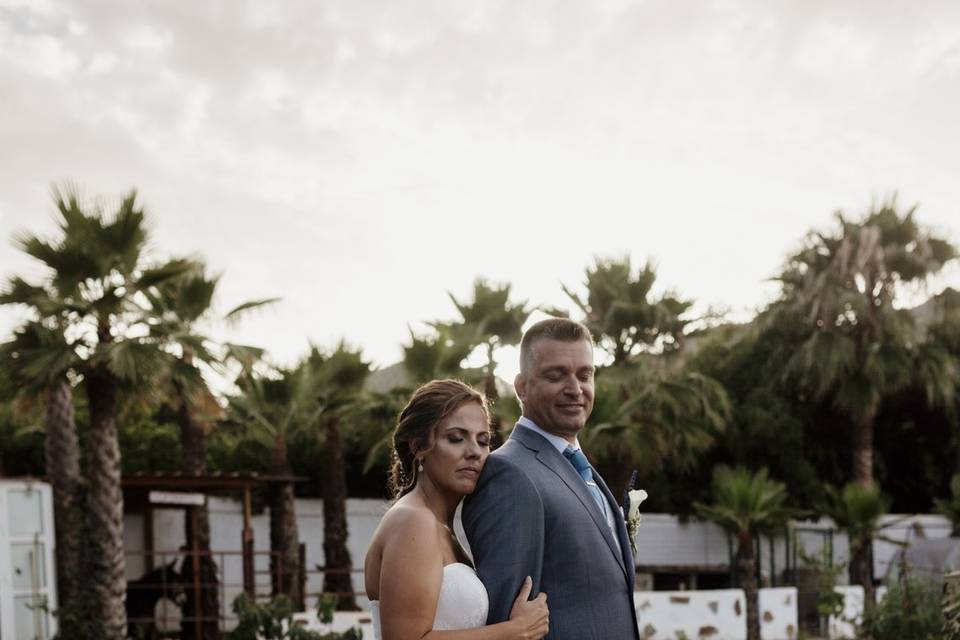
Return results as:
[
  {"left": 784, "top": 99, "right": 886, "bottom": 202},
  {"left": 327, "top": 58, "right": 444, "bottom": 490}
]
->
[{"left": 462, "top": 425, "right": 639, "bottom": 639}]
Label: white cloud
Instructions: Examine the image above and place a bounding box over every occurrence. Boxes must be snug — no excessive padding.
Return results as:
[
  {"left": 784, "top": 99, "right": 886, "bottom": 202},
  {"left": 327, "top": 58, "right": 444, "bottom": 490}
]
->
[
  {"left": 123, "top": 24, "right": 172, "bottom": 55},
  {"left": 1, "top": 30, "right": 79, "bottom": 78},
  {"left": 1, "top": 0, "right": 958, "bottom": 372}
]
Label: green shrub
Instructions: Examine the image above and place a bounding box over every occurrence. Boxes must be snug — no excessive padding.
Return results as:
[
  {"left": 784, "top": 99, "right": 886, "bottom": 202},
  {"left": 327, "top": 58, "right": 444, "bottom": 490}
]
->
[
  {"left": 944, "top": 571, "right": 960, "bottom": 640},
  {"left": 228, "top": 593, "right": 361, "bottom": 640},
  {"left": 857, "top": 578, "right": 943, "bottom": 640}
]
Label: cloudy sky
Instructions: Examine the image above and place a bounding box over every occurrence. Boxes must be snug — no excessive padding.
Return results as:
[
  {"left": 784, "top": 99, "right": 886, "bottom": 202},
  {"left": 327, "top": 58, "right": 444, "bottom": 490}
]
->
[{"left": 2, "top": 0, "right": 959, "bottom": 380}]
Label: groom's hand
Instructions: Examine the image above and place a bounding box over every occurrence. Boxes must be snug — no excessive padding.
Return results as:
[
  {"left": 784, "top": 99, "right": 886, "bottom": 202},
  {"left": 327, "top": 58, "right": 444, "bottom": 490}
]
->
[{"left": 508, "top": 576, "right": 549, "bottom": 639}]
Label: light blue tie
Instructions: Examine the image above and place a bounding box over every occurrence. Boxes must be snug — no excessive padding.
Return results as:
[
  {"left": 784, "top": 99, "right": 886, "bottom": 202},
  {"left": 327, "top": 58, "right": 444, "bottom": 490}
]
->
[{"left": 563, "top": 446, "right": 607, "bottom": 515}]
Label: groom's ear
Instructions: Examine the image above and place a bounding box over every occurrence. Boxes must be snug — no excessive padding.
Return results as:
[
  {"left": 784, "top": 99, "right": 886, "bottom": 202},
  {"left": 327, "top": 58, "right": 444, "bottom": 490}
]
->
[{"left": 514, "top": 373, "right": 526, "bottom": 402}]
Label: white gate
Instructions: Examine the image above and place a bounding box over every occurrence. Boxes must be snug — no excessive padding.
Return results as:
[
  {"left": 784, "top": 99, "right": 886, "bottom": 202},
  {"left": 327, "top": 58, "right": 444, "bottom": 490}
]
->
[{"left": 0, "top": 480, "right": 58, "bottom": 640}]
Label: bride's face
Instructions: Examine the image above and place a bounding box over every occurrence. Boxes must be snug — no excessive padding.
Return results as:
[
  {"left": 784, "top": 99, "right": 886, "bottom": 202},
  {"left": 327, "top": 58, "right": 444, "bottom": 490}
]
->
[{"left": 421, "top": 401, "right": 491, "bottom": 495}]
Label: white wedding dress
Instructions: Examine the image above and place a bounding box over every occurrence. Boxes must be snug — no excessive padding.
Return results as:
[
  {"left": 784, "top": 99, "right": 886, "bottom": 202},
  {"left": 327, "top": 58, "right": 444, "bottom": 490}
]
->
[{"left": 371, "top": 562, "right": 489, "bottom": 638}]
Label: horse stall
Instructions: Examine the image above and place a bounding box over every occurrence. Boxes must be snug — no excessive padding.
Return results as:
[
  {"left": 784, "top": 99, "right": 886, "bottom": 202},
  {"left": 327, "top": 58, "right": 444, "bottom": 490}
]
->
[
  {"left": 122, "top": 472, "right": 302, "bottom": 639},
  {"left": 0, "top": 479, "right": 59, "bottom": 640}
]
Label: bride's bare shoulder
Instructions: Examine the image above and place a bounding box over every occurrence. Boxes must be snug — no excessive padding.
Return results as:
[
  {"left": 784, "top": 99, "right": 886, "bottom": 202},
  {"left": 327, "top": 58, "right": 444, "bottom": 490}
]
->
[{"left": 377, "top": 499, "right": 440, "bottom": 549}]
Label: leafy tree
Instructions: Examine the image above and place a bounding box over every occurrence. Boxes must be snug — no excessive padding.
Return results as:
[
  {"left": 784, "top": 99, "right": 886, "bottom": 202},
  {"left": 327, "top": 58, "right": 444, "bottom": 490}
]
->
[
  {"left": 0, "top": 364, "right": 46, "bottom": 477},
  {"left": 684, "top": 323, "right": 842, "bottom": 511},
  {"left": 1, "top": 187, "right": 197, "bottom": 638},
  {"left": 117, "top": 415, "right": 182, "bottom": 473},
  {"left": 771, "top": 201, "right": 958, "bottom": 489},
  {"left": 563, "top": 256, "right": 691, "bottom": 364},
  {"left": 695, "top": 467, "right": 798, "bottom": 640}
]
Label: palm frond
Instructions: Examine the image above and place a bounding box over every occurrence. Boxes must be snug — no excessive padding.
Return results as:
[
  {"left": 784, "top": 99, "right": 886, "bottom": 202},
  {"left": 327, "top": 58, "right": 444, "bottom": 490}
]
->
[
  {"left": 224, "top": 297, "right": 281, "bottom": 324},
  {"left": 136, "top": 258, "right": 203, "bottom": 290},
  {"left": 96, "top": 339, "right": 173, "bottom": 385}
]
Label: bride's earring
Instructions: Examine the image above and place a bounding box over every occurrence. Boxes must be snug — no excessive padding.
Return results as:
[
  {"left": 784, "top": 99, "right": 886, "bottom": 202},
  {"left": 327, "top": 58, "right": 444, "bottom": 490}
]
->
[{"left": 417, "top": 458, "right": 424, "bottom": 473}]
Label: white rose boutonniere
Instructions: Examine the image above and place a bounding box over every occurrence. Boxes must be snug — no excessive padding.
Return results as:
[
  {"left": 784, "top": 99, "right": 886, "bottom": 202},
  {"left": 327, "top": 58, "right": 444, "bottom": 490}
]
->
[{"left": 624, "top": 488, "right": 647, "bottom": 556}]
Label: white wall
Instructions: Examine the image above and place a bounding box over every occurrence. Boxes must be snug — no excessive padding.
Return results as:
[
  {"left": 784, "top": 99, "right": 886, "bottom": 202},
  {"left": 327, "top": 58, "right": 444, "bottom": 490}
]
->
[
  {"left": 123, "top": 503, "right": 950, "bottom": 626},
  {"left": 828, "top": 585, "right": 888, "bottom": 640},
  {"left": 634, "top": 588, "right": 798, "bottom": 640}
]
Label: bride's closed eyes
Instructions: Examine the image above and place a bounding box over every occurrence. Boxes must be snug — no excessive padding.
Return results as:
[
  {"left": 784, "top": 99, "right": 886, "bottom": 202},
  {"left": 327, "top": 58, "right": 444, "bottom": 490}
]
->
[{"left": 444, "top": 428, "right": 491, "bottom": 448}]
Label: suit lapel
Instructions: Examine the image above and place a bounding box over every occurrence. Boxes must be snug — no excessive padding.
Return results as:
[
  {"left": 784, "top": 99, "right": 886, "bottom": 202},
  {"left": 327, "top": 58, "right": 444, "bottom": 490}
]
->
[
  {"left": 594, "top": 471, "right": 635, "bottom": 588},
  {"left": 511, "top": 427, "right": 627, "bottom": 577}
]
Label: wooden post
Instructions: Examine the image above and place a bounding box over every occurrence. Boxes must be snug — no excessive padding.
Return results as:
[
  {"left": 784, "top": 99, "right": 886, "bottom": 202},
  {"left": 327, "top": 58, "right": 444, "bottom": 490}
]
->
[
  {"left": 144, "top": 506, "right": 154, "bottom": 571},
  {"left": 191, "top": 506, "right": 203, "bottom": 640},
  {"left": 299, "top": 543, "right": 307, "bottom": 611},
  {"left": 242, "top": 486, "right": 255, "bottom": 599}
]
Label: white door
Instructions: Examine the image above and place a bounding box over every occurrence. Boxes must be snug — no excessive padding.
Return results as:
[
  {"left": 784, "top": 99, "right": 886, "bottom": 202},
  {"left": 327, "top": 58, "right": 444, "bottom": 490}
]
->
[{"left": 0, "top": 481, "right": 59, "bottom": 640}]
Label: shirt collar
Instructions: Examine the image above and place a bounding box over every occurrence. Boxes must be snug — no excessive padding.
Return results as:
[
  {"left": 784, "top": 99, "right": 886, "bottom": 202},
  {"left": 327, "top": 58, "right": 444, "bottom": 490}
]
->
[{"left": 516, "top": 416, "right": 581, "bottom": 455}]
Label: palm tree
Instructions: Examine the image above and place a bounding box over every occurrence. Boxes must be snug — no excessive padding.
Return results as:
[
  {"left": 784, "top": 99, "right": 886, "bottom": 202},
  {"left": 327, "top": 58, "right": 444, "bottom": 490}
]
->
[
  {"left": 305, "top": 343, "right": 371, "bottom": 611},
  {"left": 585, "top": 363, "right": 730, "bottom": 498},
  {"left": 146, "top": 268, "right": 277, "bottom": 639},
  {"left": 444, "top": 279, "right": 530, "bottom": 439},
  {"left": 357, "top": 326, "right": 477, "bottom": 477},
  {"left": 4, "top": 186, "right": 198, "bottom": 638},
  {"left": 230, "top": 358, "right": 328, "bottom": 606},
  {"left": 695, "top": 467, "right": 797, "bottom": 640},
  {"left": 0, "top": 322, "right": 83, "bottom": 606},
  {"left": 402, "top": 325, "right": 475, "bottom": 384},
  {"left": 772, "top": 201, "right": 958, "bottom": 489},
  {"left": 562, "top": 256, "right": 729, "bottom": 496},
  {"left": 563, "top": 256, "right": 692, "bottom": 365},
  {"left": 823, "top": 483, "right": 900, "bottom": 610}
]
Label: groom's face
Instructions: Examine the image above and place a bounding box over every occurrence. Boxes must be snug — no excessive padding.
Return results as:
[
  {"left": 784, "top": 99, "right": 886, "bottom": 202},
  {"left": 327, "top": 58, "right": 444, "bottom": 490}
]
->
[{"left": 515, "top": 338, "right": 595, "bottom": 442}]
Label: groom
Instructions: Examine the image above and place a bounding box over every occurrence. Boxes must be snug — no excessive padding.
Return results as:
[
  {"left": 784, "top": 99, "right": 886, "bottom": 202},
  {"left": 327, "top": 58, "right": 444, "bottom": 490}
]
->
[{"left": 463, "top": 318, "right": 639, "bottom": 639}]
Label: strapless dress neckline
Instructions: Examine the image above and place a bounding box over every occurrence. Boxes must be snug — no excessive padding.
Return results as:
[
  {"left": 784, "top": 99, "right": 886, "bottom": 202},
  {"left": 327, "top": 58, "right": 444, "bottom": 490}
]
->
[{"left": 370, "top": 562, "right": 489, "bottom": 638}]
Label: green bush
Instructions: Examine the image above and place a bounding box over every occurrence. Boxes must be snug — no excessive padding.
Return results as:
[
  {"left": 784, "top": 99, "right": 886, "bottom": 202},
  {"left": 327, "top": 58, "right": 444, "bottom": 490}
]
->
[
  {"left": 228, "top": 593, "right": 361, "bottom": 640},
  {"left": 944, "top": 571, "right": 960, "bottom": 640},
  {"left": 857, "top": 578, "right": 943, "bottom": 640}
]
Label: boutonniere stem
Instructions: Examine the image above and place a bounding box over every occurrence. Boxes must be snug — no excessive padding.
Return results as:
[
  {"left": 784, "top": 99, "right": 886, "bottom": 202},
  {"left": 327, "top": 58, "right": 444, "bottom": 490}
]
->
[{"left": 621, "top": 470, "right": 646, "bottom": 556}]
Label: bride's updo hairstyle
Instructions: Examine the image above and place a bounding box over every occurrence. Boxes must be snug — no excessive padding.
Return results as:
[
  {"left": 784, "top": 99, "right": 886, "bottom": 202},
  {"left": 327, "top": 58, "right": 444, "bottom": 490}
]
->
[{"left": 389, "top": 379, "right": 489, "bottom": 499}]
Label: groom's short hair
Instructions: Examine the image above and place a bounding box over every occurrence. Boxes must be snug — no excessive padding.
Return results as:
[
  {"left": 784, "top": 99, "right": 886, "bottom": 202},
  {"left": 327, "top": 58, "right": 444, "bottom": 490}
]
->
[{"left": 519, "top": 317, "right": 593, "bottom": 374}]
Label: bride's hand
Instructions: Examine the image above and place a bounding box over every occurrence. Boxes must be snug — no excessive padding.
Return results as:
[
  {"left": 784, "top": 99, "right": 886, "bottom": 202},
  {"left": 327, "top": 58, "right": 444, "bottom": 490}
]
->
[{"left": 508, "top": 576, "right": 549, "bottom": 639}]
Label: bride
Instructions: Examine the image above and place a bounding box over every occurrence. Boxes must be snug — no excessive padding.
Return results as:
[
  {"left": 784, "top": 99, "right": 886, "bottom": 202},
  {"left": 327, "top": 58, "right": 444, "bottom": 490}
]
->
[{"left": 364, "top": 379, "right": 549, "bottom": 640}]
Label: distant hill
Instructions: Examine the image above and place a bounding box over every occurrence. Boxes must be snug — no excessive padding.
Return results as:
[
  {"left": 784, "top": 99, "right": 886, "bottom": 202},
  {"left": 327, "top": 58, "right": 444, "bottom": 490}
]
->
[{"left": 365, "top": 362, "right": 513, "bottom": 397}]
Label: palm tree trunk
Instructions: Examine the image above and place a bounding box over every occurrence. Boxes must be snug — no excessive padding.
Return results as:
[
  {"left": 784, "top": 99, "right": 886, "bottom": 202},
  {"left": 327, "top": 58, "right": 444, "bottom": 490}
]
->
[
  {"left": 269, "top": 435, "right": 301, "bottom": 606},
  {"left": 85, "top": 368, "right": 127, "bottom": 640},
  {"left": 851, "top": 407, "right": 876, "bottom": 489},
  {"left": 483, "top": 350, "right": 505, "bottom": 448},
  {"left": 44, "top": 379, "right": 84, "bottom": 607},
  {"left": 851, "top": 406, "right": 877, "bottom": 609},
  {"left": 321, "top": 416, "right": 359, "bottom": 610},
  {"left": 854, "top": 538, "right": 876, "bottom": 611},
  {"left": 603, "top": 448, "right": 634, "bottom": 506},
  {"left": 736, "top": 532, "right": 761, "bottom": 640},
  {"left": 177, "top": 394, "right": 220, "bottom": 640}
]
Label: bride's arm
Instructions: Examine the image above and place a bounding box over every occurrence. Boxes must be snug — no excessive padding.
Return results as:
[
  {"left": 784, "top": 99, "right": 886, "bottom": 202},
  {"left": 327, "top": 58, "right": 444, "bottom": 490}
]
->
[
  {"left": 377, "top": 508, "right": 443, "bottom": 638},
  {"left": 378, "top": 510, "right": 546, "bottom": 640}
]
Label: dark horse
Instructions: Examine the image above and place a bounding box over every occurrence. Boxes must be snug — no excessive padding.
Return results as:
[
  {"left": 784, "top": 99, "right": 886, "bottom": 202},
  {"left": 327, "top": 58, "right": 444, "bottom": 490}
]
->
[{"left": 126, "top": 560, "right": 185, "bottom": 639}]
